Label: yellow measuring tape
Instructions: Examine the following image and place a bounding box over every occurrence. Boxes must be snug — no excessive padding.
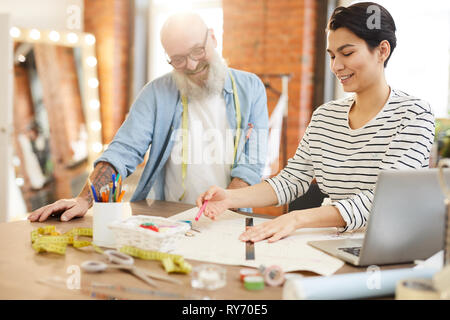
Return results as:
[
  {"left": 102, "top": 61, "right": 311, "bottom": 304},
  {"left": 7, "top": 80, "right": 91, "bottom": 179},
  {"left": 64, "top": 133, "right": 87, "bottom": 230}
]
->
[
  {"left": 179, "top": 71, "right": 242, "bottom": 201},
  {"left": 179, "top": 95, "right": 189, "bottom": 202},
  {"left": 119, "top": 246, "right": 192, "bottom": 274},
  {"left": 31, "top": 226, "right": 191, "bottom": 274},
  {"left": 31, "top": 225, "right": 96, "bottom": 255}
]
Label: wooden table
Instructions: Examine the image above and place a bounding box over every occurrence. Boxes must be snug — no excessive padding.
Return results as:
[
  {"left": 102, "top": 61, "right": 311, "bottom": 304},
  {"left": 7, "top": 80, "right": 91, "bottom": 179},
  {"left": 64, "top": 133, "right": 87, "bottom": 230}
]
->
[{"left": 0, "top": 200, "right": 410, "bottom": 300}]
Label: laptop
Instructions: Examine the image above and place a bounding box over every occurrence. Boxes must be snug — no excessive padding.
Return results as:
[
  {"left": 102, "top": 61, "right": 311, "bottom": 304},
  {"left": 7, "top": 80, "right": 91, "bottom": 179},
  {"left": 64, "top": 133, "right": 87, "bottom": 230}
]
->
[{"left": 308, "top": 169, "right": 448, "bottom": 266}]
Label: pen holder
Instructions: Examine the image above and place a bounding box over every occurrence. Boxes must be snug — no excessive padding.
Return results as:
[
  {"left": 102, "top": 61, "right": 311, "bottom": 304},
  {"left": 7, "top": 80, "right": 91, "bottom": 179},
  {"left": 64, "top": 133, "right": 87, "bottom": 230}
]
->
[{"left": 92, "top": 202, "right": 130, "bottom": 248}]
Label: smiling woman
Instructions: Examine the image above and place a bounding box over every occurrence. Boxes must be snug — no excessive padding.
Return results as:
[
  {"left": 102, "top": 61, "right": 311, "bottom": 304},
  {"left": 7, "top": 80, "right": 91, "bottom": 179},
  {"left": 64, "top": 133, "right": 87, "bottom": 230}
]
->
[{"left": 196, "top": 1, "right": 436, "bottom": 243}]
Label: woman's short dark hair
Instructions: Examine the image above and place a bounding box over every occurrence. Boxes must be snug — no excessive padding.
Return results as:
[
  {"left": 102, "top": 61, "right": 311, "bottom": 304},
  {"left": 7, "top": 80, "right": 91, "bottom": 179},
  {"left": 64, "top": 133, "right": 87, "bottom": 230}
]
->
[{"left": 327, "top": 2, "right": 397, "bottom": 67}]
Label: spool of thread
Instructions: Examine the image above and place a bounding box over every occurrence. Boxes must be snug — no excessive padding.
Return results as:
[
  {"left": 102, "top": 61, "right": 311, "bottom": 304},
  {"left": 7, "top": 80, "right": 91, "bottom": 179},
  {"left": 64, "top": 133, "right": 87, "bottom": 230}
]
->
[
  {"left": 396, "top": 278, "right": 440, "bottom": 300},
  {"left": 240, "top": 268, "right": 261, "bottom": 282},
  {"left": 244, "top": 276, "right": 265, "bottom": 291}
]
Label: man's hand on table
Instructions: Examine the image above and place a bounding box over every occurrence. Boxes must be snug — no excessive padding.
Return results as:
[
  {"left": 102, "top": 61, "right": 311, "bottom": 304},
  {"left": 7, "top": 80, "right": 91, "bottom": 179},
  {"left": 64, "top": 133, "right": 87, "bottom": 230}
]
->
[{"left": 28, "top": 197, "right": 90, "bottom": 222}]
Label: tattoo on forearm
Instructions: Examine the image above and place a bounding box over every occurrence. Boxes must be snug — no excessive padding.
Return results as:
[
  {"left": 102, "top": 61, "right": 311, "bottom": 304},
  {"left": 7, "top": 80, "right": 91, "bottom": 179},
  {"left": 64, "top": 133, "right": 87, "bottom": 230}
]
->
[{"left": 79, "top": 162, "right": 117, "bottom": 205}]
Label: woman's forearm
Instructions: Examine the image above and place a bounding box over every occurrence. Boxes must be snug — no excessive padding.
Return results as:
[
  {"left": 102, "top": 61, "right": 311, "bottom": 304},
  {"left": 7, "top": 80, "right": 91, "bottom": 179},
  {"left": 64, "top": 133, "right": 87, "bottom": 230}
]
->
[
  {"left": 295, "top": 205, "right": 346, "bottom": 229},
  {"left": 226, "top": 181, "right": 279, "bottom": 208}
]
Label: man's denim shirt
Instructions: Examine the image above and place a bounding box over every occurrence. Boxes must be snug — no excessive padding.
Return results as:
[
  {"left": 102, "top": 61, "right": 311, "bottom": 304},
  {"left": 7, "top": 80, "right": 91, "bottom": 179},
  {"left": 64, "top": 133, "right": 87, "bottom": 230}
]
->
[{"left": 94, "top": 68, "right": 269, "bottom": 206}]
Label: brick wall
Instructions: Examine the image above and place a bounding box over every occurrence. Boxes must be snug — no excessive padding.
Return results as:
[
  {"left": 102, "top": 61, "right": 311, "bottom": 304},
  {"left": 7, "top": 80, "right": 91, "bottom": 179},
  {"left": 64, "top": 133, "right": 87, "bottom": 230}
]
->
[
  {"left": 223, "top": 0, "right": 318, "bottom": 215},
  {"left": 84, "top": 0, "right": 131, "bottom": 144}
]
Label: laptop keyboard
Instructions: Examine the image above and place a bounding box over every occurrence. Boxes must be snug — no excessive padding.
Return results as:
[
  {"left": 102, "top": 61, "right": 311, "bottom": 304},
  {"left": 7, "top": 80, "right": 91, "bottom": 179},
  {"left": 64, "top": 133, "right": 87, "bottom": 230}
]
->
[{"left": 338, "top": 246, "right": 362, "bottom": 257}]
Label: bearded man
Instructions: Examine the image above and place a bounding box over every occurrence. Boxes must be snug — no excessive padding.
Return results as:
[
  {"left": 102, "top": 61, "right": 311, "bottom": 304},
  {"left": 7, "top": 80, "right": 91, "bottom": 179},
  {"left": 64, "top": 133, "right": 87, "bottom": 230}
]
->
[{"left": 29, "top": 13, "right": 269, "bottom": 222}]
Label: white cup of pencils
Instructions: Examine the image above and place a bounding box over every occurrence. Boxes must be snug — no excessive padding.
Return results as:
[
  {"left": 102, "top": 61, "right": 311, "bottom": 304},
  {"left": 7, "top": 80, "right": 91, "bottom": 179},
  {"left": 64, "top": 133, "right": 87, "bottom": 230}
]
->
[{"left": 90, "top": 174, "right": 128, "bottom": 248}]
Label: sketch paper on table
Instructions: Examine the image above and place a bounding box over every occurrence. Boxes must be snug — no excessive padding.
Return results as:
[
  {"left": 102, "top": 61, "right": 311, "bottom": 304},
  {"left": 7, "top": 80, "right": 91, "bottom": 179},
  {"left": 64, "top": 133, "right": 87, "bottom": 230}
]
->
[{"left": 169, "top": 208, "right": 364, "bottom": 276}]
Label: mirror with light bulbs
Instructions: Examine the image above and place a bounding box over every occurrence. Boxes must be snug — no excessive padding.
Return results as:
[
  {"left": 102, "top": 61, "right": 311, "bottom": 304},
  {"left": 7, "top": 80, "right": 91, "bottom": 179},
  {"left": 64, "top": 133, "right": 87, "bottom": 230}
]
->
[{"left": 10, "top": 27, "right": 102, "bottom": 212}]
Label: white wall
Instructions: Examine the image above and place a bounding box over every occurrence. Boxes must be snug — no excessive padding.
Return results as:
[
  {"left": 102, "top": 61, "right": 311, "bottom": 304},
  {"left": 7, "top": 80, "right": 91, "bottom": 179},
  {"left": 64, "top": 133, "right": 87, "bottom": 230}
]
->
[
  {"left": 333, "top": 1, "right": 450, "bottom": 118},
  {"left": 376, "top": 0, "right": 449, "bottom": 118}
]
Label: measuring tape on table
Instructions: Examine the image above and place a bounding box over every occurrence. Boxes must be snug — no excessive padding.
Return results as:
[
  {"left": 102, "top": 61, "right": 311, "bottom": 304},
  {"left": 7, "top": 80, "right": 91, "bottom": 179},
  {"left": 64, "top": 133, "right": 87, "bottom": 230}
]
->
[
  {"left": 31, "top": 226, "right": 191, "bottom": 274},
  {"left": 119, "top": 246, "right": 192, "bottom": 274},
  {"left": 31, "top": 225, "right": 100, "bottom": 254}
]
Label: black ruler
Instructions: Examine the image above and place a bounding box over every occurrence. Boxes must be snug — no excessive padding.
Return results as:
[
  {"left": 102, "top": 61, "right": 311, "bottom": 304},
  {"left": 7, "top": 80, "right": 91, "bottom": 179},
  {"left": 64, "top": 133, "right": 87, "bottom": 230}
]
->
[{"left": 245, "top": 217, "right": 255, "bottom": 260}]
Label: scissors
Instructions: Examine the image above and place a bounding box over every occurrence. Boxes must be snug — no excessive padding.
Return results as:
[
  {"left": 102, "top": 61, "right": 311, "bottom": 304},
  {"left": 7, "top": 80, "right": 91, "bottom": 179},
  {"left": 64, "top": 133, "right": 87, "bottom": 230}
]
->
[{"left": 81, "top": 250, "right": 182, "bottom": 287}]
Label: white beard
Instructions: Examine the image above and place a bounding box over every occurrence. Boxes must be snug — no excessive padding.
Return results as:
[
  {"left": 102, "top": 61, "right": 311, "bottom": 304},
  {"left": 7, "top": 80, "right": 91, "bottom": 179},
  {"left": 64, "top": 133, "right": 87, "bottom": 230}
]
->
[{"left": 172, "top": 51, "right": 228, "bottom": 102}]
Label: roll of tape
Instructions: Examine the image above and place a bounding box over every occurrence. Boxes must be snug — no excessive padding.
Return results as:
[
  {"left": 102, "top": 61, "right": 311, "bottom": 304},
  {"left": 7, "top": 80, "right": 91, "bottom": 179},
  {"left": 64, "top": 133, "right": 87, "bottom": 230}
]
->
[
  {"left": 244, "top": 276, "right": 265, "bottom": 291},
  {"left": 240, "top": 268, "right": 261, "bottom": 282},
  {"left": 396, "top": 278, "right": 440, "bottom": 300},
  {"left": 263, "top": 265, "right": 285, "bottom": 287}
]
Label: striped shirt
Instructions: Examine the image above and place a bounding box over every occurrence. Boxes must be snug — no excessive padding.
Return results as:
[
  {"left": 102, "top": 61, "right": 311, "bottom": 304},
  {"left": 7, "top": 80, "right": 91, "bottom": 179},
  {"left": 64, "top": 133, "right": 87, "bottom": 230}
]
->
[{"left": 266, "top": 88, "right": 435, "bottom": 232}]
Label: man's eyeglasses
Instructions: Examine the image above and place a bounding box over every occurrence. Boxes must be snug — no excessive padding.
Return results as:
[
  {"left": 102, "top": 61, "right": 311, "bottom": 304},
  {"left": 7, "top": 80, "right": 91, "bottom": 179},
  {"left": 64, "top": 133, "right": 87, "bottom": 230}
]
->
[{"left": 166, "top": 29, "right": 209, "bottom": 69}]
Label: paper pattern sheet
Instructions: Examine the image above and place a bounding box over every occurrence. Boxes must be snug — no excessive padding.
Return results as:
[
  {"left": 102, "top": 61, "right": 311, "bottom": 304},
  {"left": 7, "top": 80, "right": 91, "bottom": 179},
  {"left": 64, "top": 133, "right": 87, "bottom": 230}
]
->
[{"left": 170, "top": 208, "right": 364, "bottom": 276}]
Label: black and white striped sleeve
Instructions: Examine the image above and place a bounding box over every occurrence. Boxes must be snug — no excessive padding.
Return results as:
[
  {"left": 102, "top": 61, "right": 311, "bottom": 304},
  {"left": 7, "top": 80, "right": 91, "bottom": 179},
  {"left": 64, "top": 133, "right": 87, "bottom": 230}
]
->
[
  {"left": 265, "top": 126, "right": 315, "bottom": 206},
  {"left": 379, "top": 110, "right": 435, "bottom": 170},
  {"left": 333, "top": 110, "right": 435, "bottom": 232}
]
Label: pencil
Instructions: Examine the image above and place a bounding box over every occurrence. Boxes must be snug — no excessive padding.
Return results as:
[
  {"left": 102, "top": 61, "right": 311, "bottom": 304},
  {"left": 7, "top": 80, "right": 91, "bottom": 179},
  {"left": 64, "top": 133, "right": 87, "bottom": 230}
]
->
[
  {"left": 88, "top": 179, "right": 99, "bottom": 202},
  {"left": 245, "top": 123, "right": 254, "bottom": 140},
  {"left": 118, "top": 176, "right": 122, "bottom": 198},
  {"left": 195, "top": 200, "right": 208, "bottom": 221},
  {"left": 108, "top": 183, "right": 113, "bottom": 202},
  {"left": 111, "top": 174, "right": 116, "bottom": 202},
  {"left": 117, "top": 190, "right": 125, "bottom": 202}
]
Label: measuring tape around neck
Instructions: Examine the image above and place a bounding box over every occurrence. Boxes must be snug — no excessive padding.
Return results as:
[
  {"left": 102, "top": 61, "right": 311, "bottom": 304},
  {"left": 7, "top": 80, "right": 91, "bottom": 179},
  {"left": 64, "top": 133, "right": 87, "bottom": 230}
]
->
[{"left": 179, "top": 71, "right": 241, "bottom": 201}]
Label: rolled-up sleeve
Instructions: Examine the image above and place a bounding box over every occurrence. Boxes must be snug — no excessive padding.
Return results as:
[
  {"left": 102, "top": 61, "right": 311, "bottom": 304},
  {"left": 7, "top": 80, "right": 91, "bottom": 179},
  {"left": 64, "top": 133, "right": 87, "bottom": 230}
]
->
[{"left": 94, "top": 85, "right": 156, "bottom": 179}]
